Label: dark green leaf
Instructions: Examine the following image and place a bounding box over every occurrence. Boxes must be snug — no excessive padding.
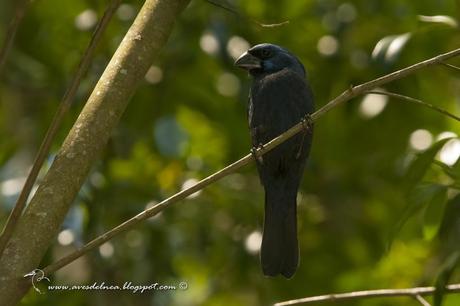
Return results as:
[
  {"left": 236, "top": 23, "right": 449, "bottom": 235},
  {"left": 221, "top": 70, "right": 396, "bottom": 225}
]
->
[
  {"left": 439, "top": 195, "right": 460, "bottom": 253},
  {"left": 423, "top": 185, "right": 448, "bottom": 240},
  {"left": 433, "top": 160, "right": 459, "bottom": 180},
  {"left": 404, "top": 138, "right": 453, "bottom": 191},
  {"left": 448, "top": 157, "right": 460, "bottom": 181},
  {"left": 434, "top": 252, "right": 460, "bottom": 306},
  {"left": 388, "top": 184, "right": 445, "bottom": 248}
]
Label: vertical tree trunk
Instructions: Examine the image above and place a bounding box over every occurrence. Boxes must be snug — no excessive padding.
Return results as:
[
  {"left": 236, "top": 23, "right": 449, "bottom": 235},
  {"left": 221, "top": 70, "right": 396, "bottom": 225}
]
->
[{"left": 0, "top": 0, "right": 190, "bottom": 304}]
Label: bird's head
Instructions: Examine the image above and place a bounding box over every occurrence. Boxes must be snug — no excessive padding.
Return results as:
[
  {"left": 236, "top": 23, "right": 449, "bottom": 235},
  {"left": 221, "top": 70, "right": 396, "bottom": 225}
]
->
[{"left": 234, "top": 43, "right": 305, "bottom": 78}]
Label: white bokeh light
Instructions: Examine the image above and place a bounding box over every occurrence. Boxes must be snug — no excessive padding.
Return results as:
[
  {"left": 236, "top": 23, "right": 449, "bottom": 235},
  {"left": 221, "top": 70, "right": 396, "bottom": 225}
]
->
[
  {"left": 436, "top": 131, "right": 457, "bottom": 141},
  {"left": 99, "top": 242, "right": 114, "bottom": 258},
  {"left": 245, "top": 230, "right": 262, "bottom": 254},
  {"left": 57, "top": 229, "right": 75, "bottom": 246},
  {"left": 409, "top": 129, "right": 433, "bottom": 151},
  {"left": 75, "top": 9, "right": 98, "bottom": 31},
  {"left": 336, "top": 3, "right": 357, "bottom": 23},
  {"left": 200, "top": 32, "right": 219, "bottom": 55},
  {"left": 216, "top": 72, "right": 240, "bottom": 97},
  {"left": 145, "top": 66, "right": 163, "bottom": 84},
  {"left": 186, "top": 156, "right": 203, "bottom": 171},
  {"left": 359, "top": 91, "right": 388, "bottom": 118},
  {"left": 1, "top": 177, "right": 26, "bottom": 197},
  {"left": 145, "top": 201, "right": 163, "bottom": 222},
  {"left": 117, "top": 4, "right": 135, "bottom": 21},
  {"left": 439, "top": 139, "right": 460, "bottom": 166},
  {"left": 181, "top": 178, "right": 201, "bottom": 199},
  {"left": 90, "top": 172, "right": 106, "bottom": 188},
  {"left": 226, "top": 36, "right": 250, "bottom": 60},
  {"left": 385, "top": 33, "right": 411, "bottom": 61},
  {"left": 419, "top": 15, "right": 458, "bottom": 28},
  {"left": 317, "top": 35, "right": 339, "bottom": 56}
]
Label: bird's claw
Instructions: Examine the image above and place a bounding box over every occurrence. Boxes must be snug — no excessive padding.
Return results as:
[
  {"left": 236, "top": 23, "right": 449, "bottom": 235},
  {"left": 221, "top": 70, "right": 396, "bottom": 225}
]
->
[
  {"left": 300, "top": 114, "right": 313, "bottom": 134},
  {"left": 251, "top": 144, "right": 264, "bottom": 165},
  {"left": 296, "top": 114, "right": 313, "bottom": 159}
]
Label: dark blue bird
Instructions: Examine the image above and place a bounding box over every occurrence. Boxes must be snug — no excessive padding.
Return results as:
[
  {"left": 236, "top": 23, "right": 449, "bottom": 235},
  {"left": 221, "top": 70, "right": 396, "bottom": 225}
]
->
[{"left": 235, "top": 43, "right": 314, "bottom": 278}]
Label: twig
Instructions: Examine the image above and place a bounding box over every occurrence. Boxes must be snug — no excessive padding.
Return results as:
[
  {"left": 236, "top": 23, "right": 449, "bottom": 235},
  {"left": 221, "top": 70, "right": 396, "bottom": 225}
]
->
[
  {"left": 0, "top": 0, "right": 122, "bottom": 257},
  {"left": 0, "top": 0, "right": 31, "bottom": 76},
  {"left": 205, "top": 0, "right": 289, "bottom": 28},
  {"left": 365, "top": 90, "right": 460, "bottom": 122},
  {"left": 274, "top": 284, "right": 460, "bottom": 305},
  {"left": 414, "top": 294, "right": 432, "bottom": 306},
  {"left": 39, "top": 47, "right": 460, "bottom": 275},
  {"left": 441, "top": 62, "right": 460, "bottom": 72}
]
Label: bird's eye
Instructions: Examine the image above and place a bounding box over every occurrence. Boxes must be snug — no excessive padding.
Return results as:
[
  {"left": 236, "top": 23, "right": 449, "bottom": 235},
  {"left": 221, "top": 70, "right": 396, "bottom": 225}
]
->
[{"left": 261, "top": 49, "right": 272, "bottom": 58}]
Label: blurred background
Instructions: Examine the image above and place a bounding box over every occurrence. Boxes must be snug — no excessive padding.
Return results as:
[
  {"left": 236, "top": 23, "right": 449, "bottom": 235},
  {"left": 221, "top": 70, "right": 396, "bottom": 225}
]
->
[{"left": 1, "top": 0, "right": 460, "bottom": 305}]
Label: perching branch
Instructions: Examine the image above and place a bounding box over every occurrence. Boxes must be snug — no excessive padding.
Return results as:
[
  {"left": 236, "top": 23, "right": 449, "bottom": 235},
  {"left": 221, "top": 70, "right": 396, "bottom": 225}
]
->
[
  {"left": 0, "top": 0, "right": 31, "bottom": 76},
  {"left": 0, "top": 0, "right": 191, "bottom": 304},
  {"left": 39, "top": 47, "right": 460, "bottom": 276},
  {"left": 0, "top": 0, "right": 122, "bottom": 259},
  {"left": 365, "top": 90, "right": 460, "bottom": 122},
  {"left": 273, "top": 283, "right": 460, "bottom": 305}
]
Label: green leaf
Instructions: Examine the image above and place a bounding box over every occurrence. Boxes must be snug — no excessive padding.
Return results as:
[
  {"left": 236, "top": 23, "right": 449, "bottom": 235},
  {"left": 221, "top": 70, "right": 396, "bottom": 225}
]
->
[
  {"left": 423, "top": 185, "right": 448, "bottom": 240},
  {"left": 388, "top": 184, "right": 445, "bottom": 248},
  {"left": 433, "top": 160, "right": 459, "bottom": 180},
  {"left": 434, "top": 252, "right": 460, "bottom": 306},
  {"left": 448, "top": 156, "right": 460, "bottom": 182},
  {"left": 404, "top": 138, "right": 453, "bottom": 191},
  {"left": 439, "top": 195, "right": 460, "bottom": 251}
]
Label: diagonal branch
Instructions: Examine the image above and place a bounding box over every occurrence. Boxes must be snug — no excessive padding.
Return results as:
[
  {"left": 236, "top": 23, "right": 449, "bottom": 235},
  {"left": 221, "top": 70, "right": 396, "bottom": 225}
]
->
[
  {"left": 273, "top": 284, "right": 460, "bottom": 306},
  {"left": 0, "top": 0, "right": 122, "bottom": 258},
  {"left": 414, "top": 294, "right": 432, "bottom": 306},
  {"left": 40, "top": 47, "right": 460, "bottom": 276},
  {"left": 0, "top": 0, "right": 31, "bottom": 76},
  {"left": 365, "top": 90, "right": 460, "bottom": 122}
]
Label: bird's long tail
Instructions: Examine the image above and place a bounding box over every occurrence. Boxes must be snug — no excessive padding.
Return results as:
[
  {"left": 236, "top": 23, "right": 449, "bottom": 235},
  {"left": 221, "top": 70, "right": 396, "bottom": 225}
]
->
[{"left": 261, "top": 183, "right": 298, "bottom": 278}]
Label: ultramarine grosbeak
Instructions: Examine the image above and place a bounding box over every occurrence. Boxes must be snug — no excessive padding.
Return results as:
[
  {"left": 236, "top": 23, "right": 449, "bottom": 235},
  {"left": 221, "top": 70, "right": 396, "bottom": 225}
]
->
[{"left": 235, "top": 43, "right": 314, "bottom": 278}]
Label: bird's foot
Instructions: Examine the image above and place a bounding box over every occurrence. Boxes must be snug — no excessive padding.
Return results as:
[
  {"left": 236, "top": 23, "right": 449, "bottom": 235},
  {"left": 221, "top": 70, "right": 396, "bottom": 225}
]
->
[
  {"left": 300, "top": 114, "right": 313, "bottom": 135},
  {"left": 251, "top": 144, "right": 264, "bottom": 165},
  {"left": 296, "top": 114, "right": 313, "bottom": 159}
]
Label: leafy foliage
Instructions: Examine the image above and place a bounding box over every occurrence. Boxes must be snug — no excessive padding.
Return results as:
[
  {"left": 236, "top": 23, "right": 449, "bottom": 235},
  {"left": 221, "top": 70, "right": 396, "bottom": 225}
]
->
[{"left": 1, "top": 0, "right": 460, "bottom": 305}]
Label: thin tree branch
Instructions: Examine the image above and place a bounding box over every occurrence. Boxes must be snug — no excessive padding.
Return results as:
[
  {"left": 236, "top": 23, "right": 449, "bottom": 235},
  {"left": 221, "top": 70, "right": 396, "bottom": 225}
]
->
[
  {"left": 274, "top": 284, "right": 460, "bottom": 306},
  {"left": 414, "top": 294, "right": 432, "bottom": 306},
  {"left": 441, "top": 62, "right": 460, "bottom": 72},
  {"left": 365, "top": 90, "right": 460, "bottom": 122},
  {"left": 39, "top": 47, "right": 460, "bottom": 276},
  {"left": 205, "top": 0, "right": 289, "bottom": 28},
  {"left": 0, "top": 0, "right": 31, "bottom": 76},
  {"left": 0, "top": 0, "right": 122, "bottom": 258}
]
